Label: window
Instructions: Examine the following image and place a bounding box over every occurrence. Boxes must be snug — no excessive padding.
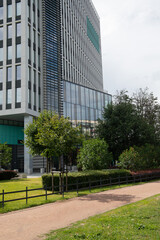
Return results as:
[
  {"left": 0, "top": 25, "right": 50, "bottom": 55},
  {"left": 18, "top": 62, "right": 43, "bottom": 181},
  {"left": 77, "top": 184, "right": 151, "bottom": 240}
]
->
[
  {"left": 16, "top": 44, "right": 21, "bottom": 58},
  {"left": 7, "top": 67, "right": 12, "bottom": 82},
  {"left": 0, "top": 26, "right": 3, "bottom": 41},
  {"left": 16, "top": 2, "right": 21, "bottom": 16},
  {"left": 16, "top": 88, "right": 21, "bottom": 103},
  {"left": 16, "top": 65, "right": 21, "bottom": 80},
  {"left": 0, "top": 91, "right": 3, "bottom": 105},
  {"left": 7, "top": 46, "right": 12, "bottom": 60},
  {"left": 16, "top": 23, "right": 21, "bottom": 37},
  {"left": 7, "top": 25, "right": 12, "bottom": 39},
  {"left": 0, "top": 7, "right": 3, "bottom": 20},
  {"left": 7, "top": 4, "right": 12, "bottom": 19},
  {"left": 0, "top": 68, "right": 3, "bottom": 82},
  {"left": 0, "top": 48, "right": 3, "bottom": 61},
  {"left": 6, "top": 89, "right": 12, "bottom": 104}
]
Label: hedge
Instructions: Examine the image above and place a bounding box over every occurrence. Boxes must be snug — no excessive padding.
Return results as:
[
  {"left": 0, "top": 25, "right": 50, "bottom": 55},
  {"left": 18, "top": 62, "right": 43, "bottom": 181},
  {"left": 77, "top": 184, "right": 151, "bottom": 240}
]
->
[
  {"left": 42, "top": 169, "right": 131, "bottom": 191},
  {"left": 0, "top": 170, "right": 18, "bottom": 180}
]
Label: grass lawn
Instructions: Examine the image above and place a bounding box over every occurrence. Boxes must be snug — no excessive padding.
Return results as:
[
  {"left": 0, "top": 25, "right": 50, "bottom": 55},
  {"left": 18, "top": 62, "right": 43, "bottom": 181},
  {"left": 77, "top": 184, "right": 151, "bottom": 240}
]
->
[
  {"left": 0, "top": 177, "right": 159, "bottom": 214},
  {"left": 45, "top": 194, "right": 160, "bottom": 240}
]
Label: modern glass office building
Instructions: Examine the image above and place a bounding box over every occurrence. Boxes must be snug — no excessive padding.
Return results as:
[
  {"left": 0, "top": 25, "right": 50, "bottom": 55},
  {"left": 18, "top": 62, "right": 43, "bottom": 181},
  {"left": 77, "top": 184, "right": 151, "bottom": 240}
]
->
[{"left": 0, "top": 0, "right": 111, "bottom": 173}]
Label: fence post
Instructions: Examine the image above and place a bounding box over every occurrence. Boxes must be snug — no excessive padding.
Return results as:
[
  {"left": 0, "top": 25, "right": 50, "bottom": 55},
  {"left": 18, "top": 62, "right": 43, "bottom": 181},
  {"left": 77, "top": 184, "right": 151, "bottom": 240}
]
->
[
  {"left": 26, "top": 187, "right": 28, "bottom": 204},
  {"left": 76, "top": 179, "right": 79, "bottom": 197},
  {"left": 140, "top": 174, "right": 142, "bottom": 182},
  {"left": 2, "top": 190, "right": 4, "bottom": 208},
  {"left": 45, "top": 185, "right": 47, "bottom": 200},
  {"left": 134, "top": 175, "right": 135, "bottom": 183}
]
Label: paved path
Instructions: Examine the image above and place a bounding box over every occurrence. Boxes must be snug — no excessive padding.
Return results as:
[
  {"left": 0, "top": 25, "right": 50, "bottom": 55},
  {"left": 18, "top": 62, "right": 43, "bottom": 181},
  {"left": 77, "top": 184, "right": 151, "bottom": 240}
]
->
[{"left": 0, "top": 181, "right": 160, "bottom": 240}]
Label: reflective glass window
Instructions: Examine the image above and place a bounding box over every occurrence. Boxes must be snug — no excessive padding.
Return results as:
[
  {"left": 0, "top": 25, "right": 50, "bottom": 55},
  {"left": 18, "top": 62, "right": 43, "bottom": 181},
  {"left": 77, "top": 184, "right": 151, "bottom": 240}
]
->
[
  {"left": 90, "top": 89, "right": 94, "bottom": 108},
  {"left": 0, "top": 91, "right": 2, "bottom": 105},
  {"left": 7, "top": 46, "right": 12, "bottom": 60},
  {"left": 7, "top": 5, "right": 12, "bottom": 18},
  {"left": 75, "top": 85, "right": 79, "bottom": 104},
  {"left": 16, "top": 2, "right": 21, "bottom": 16},
  {"left": 71, "top": 83, "right": 76, "bottom": 104},
  {"left": 104, "top": 94, "right": 108, "bottom": 107},
  {"left": 16, "top": 88, "right": 21, "bottom": 103},
  {"left": 0, "top": 7, "right": 3, "bottom": 20},
  {"left": 97, "top": 92, "right": 101, "bottom": 110},
  {"left": 0, "top": 48, "right": 3, "bottom": 61},
  {"left": 82, "top": 106, "right": 86, "bottom": 121},
  {"left": 63, "top": 102, "right": 67, "bottom": 118},
  {"left": 28, "top": 89, "right": 31, "bottom": 104},
  {"left": 66, "top": 82, "right": 71, "bottom": 102},
  {"left": 7, "top": 25, "right": 12, "bottom": 39},
  {"left": 93, "top": 91, "right": 97, "bottom": 109},
  {"left": 86, "top": 88, "right": 89, "bottom": 107},
  {"left": 90, "top": 108, "right": 94, "bottom": 121},
  {"left": 77, "top": 105, "right": 81, "bottom": 121},
  {"left": 81, "top": 87, "right": 85, "bottom": 106},
  {"left": 67, "top": 103, "right": 71, "bottom": 118},
  {"left": 0, "top": 26, "right": 3, "bottom": 41},
  {"left": 16, "top": 44, "right": 21, "bottom": 58},
  {"left": 7, "top": 89, "right": 12, "bottom": 104},
  {"left": 7, "top": 67, "right": 12, "bottom": 82},
  {"left": 16, "top": 65, "right": 21, "bottom": 80},
  {"left": 72, "top": 104, "right": 75, "bottom": 120},
  {"left": 16, "top": 23, "right": 21, "bottom": 37},
  {"left": 0, "top": 68, "right": 3, "bottom": 82}
]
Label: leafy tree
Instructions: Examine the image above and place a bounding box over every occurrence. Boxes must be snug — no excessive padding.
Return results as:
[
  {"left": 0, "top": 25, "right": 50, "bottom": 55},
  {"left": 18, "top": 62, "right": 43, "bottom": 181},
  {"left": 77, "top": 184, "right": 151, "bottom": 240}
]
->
[
  {"left": 77, "top": 138, "right": 112, "bottom": 171},
  {"left": 25, "top": 111, "right": 83, "bottom": 172},
  {"left": 0, "top": 143, "right": 12, "bottom": 170},
  {"left": 134, "top": 144, "right": 160, "bottom": 169},
  {"left": 96, "top": 101, "right": 155, "bottom": 160},
  {"left": 118, "top": 147, "right": 140, "bottom": 171}
]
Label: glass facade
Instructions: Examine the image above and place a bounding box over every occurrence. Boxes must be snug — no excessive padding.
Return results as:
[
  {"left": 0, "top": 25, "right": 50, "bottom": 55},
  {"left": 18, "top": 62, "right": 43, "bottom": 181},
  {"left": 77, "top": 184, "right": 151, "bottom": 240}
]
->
[
  {"left": 63, "top": 81, "right": 112, "bottom": 134},
  {"left": 42, "top": 0, "right": 62, "bottom": 113}
]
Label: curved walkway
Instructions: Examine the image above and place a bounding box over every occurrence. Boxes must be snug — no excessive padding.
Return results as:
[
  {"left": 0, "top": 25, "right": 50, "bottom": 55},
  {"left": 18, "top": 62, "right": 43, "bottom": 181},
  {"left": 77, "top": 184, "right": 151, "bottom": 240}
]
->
[{"left": 0, "top": 181, "right": 160, "bottom": 240}]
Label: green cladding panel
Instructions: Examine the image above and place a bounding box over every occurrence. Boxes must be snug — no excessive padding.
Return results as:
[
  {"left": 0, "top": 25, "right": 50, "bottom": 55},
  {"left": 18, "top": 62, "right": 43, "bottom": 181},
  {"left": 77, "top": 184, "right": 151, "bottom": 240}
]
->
[
  {"left": 0, "top": 125, "right": 24, "bottom": 145},
  {"left": 87, "top": 17, "right": 100, "bottom": 53}
]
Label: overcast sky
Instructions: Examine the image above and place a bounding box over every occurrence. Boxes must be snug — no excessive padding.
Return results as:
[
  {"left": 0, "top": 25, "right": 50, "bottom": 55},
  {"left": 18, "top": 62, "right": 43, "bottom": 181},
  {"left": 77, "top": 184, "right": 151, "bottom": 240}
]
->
[{"left": 92, "top": 0, "right": 160, "bottom": 99}]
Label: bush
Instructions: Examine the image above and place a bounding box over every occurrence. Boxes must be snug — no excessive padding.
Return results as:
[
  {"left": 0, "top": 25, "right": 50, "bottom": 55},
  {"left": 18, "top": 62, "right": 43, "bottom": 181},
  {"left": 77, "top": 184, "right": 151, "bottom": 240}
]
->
[
  {"left": 118, "top": 147, "right": 141, "bottom": 171},
  {"left": 0, "top": 170, "right": 18, "bottom": 180},
  {"left": 77, "top": 138, "right": 113, "bottom": 171},
  {"left": 42, "top": 169, "right": 131, "bottom": 190}
]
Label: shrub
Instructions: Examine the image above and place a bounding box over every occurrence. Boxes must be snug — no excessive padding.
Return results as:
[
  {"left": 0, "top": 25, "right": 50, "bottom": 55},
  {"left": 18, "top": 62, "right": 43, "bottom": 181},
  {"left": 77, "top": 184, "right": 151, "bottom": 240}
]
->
[
  {"left": 42, "top": 169, "right": 131, "bottom": 190},
  {"left": 118, "top": 147, "right": 141, "bottom": 171},
  {"left": 0, "top": 170, "right": 18, "bottom": 180},
  {"left": 77, "top": 138, "right": 113, "bottom": 171}
]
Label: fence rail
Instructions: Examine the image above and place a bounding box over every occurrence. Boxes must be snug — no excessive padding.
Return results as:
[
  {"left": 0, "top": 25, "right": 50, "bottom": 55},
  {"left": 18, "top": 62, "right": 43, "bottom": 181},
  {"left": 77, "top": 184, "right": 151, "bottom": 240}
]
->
[{"left": 0, "top": 172, "right": 160, "bottom": 208}]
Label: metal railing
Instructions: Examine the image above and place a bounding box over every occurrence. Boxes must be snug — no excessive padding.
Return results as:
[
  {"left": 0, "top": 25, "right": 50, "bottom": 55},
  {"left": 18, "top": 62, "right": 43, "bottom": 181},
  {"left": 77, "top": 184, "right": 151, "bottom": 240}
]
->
[{"left": 0, "top": 172, "right": 160, "bottom": 208}]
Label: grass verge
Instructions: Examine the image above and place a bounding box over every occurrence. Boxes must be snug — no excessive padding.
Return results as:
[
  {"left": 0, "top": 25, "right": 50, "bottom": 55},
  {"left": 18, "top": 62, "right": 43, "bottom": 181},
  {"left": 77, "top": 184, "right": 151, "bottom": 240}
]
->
[
  {"left": 45, "top": 194, "right": 160, "bottom": 240},
  {"left": 0, "top": 178, "right": 159, "bottom": 214}
]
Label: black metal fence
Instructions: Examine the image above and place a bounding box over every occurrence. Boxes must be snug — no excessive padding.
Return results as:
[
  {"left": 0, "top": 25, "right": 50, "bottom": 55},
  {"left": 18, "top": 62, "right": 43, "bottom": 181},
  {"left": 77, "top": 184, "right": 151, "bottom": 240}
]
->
[{"left": 0, "top": 172, "right": 160, "bottom": 208}]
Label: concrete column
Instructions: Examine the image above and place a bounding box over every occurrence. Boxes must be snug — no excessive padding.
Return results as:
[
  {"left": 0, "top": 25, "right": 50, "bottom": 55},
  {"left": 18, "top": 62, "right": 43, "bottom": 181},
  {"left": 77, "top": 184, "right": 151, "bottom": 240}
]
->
[{"left": 24, "top": 115, "right": 33, "bottom": 174}]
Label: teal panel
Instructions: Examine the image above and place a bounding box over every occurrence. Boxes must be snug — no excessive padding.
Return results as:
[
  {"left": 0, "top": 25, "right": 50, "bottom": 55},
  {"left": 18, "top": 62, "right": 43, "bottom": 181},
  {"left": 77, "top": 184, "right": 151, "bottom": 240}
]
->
[
  {"left": 87, "top": 17, "right": 100, "bottom": 53},
  {"left": 0, "top": 125, "right": 24, "bottom": 145}
]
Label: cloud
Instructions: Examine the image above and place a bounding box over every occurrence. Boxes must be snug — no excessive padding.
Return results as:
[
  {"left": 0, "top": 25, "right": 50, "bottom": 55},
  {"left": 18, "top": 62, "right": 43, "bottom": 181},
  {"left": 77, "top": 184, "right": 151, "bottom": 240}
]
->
[{"left": 92, "top": 0, "right": 160, "bottom": 99}]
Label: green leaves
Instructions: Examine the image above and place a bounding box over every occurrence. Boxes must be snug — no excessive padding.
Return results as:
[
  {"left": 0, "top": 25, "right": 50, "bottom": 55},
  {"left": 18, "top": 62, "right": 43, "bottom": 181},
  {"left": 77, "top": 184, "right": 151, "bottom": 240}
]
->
[
  {"left": 96, "top": 88, "right": 160, "bottom": 161},
  {"left": 0, "top": 142, "right": 12, "bottom": 169},
  {"left": 77, "top": 138, "right": 113, "bottom": 171},
  {"left": 24, "top": 110, "right": 83, "bottom": 163}
]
